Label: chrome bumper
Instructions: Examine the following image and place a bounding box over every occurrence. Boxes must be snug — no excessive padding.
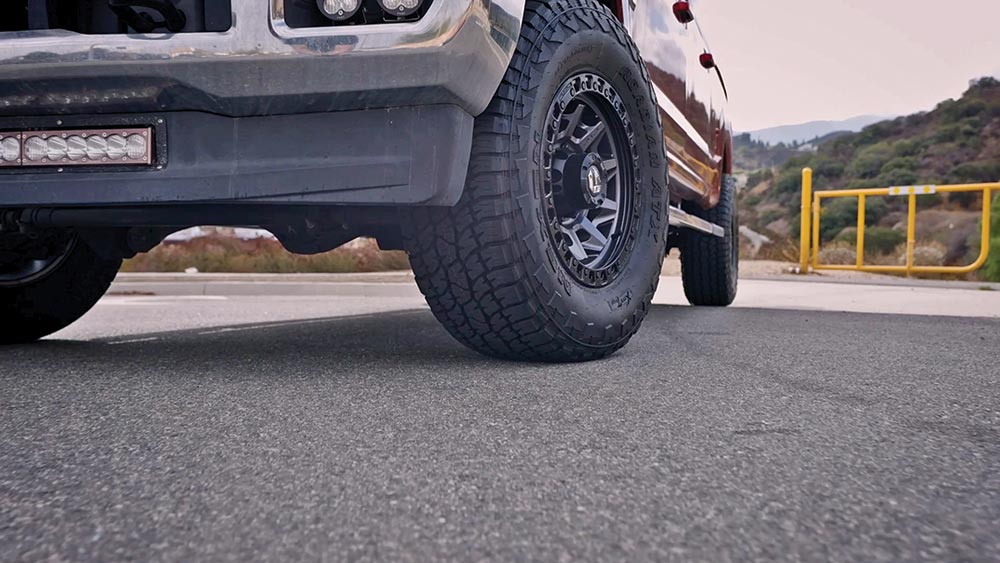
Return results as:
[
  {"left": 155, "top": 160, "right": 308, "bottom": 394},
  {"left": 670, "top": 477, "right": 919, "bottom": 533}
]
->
[{"left": 0, "top": 0, "right": 524, "bottom": 118}]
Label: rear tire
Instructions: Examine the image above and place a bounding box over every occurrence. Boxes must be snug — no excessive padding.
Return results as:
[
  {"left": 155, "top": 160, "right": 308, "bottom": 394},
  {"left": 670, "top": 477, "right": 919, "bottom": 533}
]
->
[
  {"left": 679, "top": 174, "right": 739, "bottom": 306},
  {"left": 0, "top": 233, "right": 121, "bottom": 344},
  {"left": 404, "top": 0, "right": 668, "bottom": 362}
]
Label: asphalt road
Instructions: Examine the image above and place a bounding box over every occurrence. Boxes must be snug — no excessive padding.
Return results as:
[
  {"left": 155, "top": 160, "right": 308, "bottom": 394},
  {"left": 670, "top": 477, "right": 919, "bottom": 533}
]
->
[{"left": 2, "top": 289, "right": 999, "bottom": 561}]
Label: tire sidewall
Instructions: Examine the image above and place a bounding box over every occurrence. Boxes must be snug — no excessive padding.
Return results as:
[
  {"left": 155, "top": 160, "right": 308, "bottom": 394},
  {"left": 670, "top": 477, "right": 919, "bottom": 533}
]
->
[
  {"left": 0, "top": 235, "right": 120, "bottom": 344},
  {"left": 510, "top": 7, "right": 667, "bottom": 340}
]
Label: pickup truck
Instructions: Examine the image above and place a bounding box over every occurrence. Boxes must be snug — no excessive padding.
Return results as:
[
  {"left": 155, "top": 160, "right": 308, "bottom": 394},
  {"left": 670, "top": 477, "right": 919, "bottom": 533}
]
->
[{"left": 0, "top": 0, "right": 736, "bottom": 361}]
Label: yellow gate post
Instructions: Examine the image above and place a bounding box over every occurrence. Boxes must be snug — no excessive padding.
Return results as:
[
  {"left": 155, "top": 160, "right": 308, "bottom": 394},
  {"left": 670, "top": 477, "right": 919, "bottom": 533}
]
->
[
  {"left": 906, "top": 190, "right": 917, "bottom": 276},
  {"left": 856, "top": 194, "right": 866, "bottom": 268},
  {"left": 799, "top": 167, "right": 813, "bottom": 273}
]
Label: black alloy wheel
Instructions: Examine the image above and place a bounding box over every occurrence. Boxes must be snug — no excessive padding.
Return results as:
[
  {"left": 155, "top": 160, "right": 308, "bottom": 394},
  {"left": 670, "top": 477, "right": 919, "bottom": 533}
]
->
[{"left": 543, "top": 72, "right": 640, "bottom": 288}]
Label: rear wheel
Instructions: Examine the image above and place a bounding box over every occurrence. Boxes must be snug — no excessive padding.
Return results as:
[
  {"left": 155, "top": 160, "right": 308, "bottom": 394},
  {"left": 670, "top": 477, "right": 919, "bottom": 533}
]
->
[
  {"left": 404, "top": 0, "right": 668, "bottom": 362},
  {"left": 679, "top": 174, "right": 739, "bottom": 306},
  {"left": 0, "top": 230, "right": 121, "bottom": 344}
]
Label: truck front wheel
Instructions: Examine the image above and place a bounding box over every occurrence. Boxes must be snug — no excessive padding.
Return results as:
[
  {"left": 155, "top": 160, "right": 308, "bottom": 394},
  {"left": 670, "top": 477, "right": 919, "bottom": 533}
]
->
[
  {"left": 405, "top": 0, "right": 668, "bottom": 362},
  {"left": 0, "top": 230, "right": 120, "bottom": 344}
]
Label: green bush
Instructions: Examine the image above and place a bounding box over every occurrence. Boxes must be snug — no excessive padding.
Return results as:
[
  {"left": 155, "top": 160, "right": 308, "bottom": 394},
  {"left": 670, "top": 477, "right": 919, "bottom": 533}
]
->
[
  {"left": 985, "top": 194, "right": 1000, "bottom": 282},
  {"left": 846, "top": 178, "right": 877, "bottom": 189},
  {"left": 877, "top": 167, "right": 919, "bottom": 187},
  {"left": 834, "top": 226, "right": 905, "bottom": 256},
  {"left": 811, "top": 156, "right": 845, "bottom": 180},
  {"left": 881, "top": 157, "right": 917, "bottom": 173},
  {"left": 775, "top": 168, "right": 804, "bottom": 196},
  {"left": 891, "top": 139, "right": 921, "bottom": 158},
  {"left": 934, "top": 123, "right": 960, "bottom": 143},
  {"left": 864, "top": 197, "right": 890, "bottom": 224},
  {"left": 746, "top": 168, "right": 773, "bottom": 189},
  {"left": 845, "top": 143, "right": 892, "bottom": 179},
  {"left": 865, "top": 227, "right": 907, "bottom": 255},
  {"left": 818, "top": 197, "right": 859, "bottom": 242},
  {"left": 950, "top": 161, "right": 1000, "bottom": 184}
]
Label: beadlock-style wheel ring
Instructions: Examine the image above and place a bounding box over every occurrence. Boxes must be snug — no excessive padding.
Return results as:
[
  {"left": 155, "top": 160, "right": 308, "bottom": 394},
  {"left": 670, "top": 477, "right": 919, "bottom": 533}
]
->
[{"left": 542, "top": 72, "right": 641, "bottom": 288}]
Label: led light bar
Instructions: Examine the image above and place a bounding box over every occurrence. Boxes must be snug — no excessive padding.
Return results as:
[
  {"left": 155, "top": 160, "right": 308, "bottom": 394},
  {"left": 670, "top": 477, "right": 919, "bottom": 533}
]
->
[{"left": 0, "top": 127, "right": 153, "bottom": 168}]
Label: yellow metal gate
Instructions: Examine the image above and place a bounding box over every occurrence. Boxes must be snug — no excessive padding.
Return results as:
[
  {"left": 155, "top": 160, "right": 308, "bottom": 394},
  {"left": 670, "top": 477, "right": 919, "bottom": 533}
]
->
[{"left": 798, "top": 168, "right": 997, "bottom": 275}]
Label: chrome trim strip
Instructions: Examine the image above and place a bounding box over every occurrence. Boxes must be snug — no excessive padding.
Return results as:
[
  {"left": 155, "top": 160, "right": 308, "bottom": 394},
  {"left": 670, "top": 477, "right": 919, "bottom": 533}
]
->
[
  {"left": 668, "top": 205, "right": 725, "bottom": 237},
  {"left": 651, "top": 82, "right": 712, "bottom": 157}
]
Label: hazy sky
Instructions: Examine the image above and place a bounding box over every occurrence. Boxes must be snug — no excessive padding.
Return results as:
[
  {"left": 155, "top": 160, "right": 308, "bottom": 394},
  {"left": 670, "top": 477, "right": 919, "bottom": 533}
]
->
[{"left": 693, "top": 0, "right": 1000, "bottom": 131}]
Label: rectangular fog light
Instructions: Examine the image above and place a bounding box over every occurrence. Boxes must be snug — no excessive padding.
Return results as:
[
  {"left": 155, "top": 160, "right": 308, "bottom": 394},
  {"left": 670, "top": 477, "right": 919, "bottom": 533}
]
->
[{"left": 0, "top": 127, "right": 153, "bottom": 168}]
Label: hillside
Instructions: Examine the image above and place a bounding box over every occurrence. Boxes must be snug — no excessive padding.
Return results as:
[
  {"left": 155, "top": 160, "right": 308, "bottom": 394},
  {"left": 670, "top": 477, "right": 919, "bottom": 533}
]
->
[
  {"left": 737, "top": 77, "right": 1000, "bottom": 275},
  {"left": 733, "top": 130, "right": 853, "bottom": 172}
]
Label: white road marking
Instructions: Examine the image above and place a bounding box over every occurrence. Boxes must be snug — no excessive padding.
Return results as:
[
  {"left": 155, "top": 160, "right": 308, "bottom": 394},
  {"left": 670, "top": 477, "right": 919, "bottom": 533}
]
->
[
  {"left": 106, "top": 337, "right": 160, "bottom": 345},
  {"left": 98, "top": 296, "right": 229, "bottom": 306},
  {"left": 194, "top": 314, "right": 386, "bottom": 336}
]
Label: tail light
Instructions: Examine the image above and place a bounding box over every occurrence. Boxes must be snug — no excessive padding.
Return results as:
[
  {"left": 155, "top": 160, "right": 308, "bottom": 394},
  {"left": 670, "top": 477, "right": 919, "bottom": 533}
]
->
[{"left": 672, "top": 1, "right": 694, "bottom": 24}]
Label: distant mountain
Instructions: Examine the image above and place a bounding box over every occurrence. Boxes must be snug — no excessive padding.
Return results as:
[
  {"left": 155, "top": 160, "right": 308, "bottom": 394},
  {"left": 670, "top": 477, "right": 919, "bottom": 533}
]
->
[{"left": 745, "top": 115, "right": 892, "bottom": 146}]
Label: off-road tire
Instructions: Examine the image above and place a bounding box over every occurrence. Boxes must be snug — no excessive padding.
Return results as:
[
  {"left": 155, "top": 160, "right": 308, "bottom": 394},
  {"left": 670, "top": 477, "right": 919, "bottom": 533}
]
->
[
  {"left": 0, "top": 238, "right": 121, "bottom": 344},
  {"left": 679, "top": 174, "right": 739, "bottom": 306},
  {"left": 404, "top": 0, "right": 668, "bottom": 362}
]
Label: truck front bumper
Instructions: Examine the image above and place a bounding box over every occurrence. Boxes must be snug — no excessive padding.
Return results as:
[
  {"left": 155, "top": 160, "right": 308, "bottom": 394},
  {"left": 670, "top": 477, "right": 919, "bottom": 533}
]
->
[
  {"left": 0, "top": 105, "right": 472, "bottom": 207},
  {"left": 0, "top": 1, "right": 524, "bottom": 208},
  {"left": 0, "top": 0, "right": 523, "bottom": 118}
]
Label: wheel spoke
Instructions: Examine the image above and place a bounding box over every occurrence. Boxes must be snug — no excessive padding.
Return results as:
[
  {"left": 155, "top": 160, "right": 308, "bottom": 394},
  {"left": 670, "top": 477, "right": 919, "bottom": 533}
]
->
[
  {"left": 574, "top": 120, "right": 607, "bottom": 152},
  {"left": 593, "top": 211, "right": 617, "bottom": 226},
  {"left": 558, "top": 104, "right": 585, "bottom": 142},
  {"left": 579, "top": 218, "right": 608, "bottom": 247},
  {"left": 599, "top": 198, "right": 619, "bottom": 212},
  {"left": 560, "top": 224, "right": 589, "bottom": 262},
  {"left": 602, "top": 158, "right": 619, "bottom": 184}
]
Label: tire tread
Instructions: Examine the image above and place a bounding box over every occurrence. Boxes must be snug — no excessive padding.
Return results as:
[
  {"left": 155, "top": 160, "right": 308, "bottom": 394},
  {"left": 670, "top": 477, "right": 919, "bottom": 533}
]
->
[{"left": 404, "top": 0, "right": 664, "bottom": 362}]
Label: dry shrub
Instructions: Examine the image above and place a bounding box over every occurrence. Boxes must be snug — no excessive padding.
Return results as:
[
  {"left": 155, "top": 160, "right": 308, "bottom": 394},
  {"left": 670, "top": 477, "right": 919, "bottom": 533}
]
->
[
  {"left": 910, "top": 242, "right": 948, "bottom": 267},
  {"left": 751, "top": 238, "right": 800, "bottom": 262},
  {"left": 862, "top": 241, "right": 949, "bottom": 267},
  {"left": 817, "top": 242, "right": 857, "bottom": 265},
  {"left": 122, "top": 236, "right": 410, "bottom": 273}
]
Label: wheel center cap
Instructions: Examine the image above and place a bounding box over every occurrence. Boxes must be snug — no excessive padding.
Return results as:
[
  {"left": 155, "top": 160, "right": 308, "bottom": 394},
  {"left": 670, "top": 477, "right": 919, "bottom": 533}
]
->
[
  {"left": 586, "top": 164, "right": 603, "bottom": 195},
  {"left": 579, "top": 153, "right": 606, "bottom": 206}
]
